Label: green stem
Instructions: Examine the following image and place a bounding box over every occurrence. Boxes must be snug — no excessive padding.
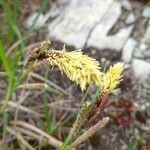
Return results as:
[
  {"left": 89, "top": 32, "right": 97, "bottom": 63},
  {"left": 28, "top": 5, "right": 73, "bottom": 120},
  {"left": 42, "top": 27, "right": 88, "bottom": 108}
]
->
[{"left": 0, "top": 78, "right": 15, "bottom": 114}]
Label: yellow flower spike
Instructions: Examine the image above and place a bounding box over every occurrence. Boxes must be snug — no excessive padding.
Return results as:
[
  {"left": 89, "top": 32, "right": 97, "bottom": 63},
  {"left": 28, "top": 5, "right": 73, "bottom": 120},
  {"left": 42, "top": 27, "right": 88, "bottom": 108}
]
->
[
  {"left": 46, "top": 49, "right": 101, "bottom": 91},
  {"left": 100, "top": 62, "right": 124, "bottom": 92}
]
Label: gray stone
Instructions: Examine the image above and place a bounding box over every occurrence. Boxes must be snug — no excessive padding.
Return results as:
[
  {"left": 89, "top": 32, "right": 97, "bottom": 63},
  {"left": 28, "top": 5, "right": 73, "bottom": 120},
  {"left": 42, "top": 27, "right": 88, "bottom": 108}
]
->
[
  {"left": 132, "top": 58, "right": 150, "bottom": 79},
  {"left": 142, "top": 7, "right": 150, "bottom": 18},
  {"left": 25, "top": 12, "right": 51, "bottom": 29},
  {"left": 48, "top": 3, "right": 60, "bottom": 18},
  {"left": 142, "top": 24, "right": 150, "bottom": 45},
  {"left": 142, "top": 50, "right": 150, "bottom": 59},
  {"left": 88, "top": 25, "right": 134, "bottom": 51},
  {"left": 25, "top": 12, "right": 45, "bottom": 29},
  {"left": 48, "top": 0, "right": 121, "bottom": 48},
  {"left": 134, "top": 48, "right": 144, "bottom": 58},
  {"left": 134, "top": 43, "right": 149, "bottom": 58},
  {"left": 121, "top": 0, "right": 132, "bottom": 11},
  {"left": 136, "top": 75, "right": 150, "bottom": 103},
  {"left": 90, "top": 2, "right": 121, "bottom": 36},
  {"left": 122, "top": 38, "right": 137, "bottom": 63},
  {"left": 139, "top": 43, "right": 149, "bottom": 50},
  {"left": 125, "top": 13, "right": 136, "bottom": 24}
]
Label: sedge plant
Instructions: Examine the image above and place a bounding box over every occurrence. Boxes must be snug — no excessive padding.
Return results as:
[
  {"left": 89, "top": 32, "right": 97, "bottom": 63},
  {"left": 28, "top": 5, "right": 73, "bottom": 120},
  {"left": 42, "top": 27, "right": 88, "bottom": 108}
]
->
[
  {"left": 24, "top": 40, "right": 124, "bottom": 149},
  {"left": 0, "top": 37, "right": 124, "bottom": 149}
]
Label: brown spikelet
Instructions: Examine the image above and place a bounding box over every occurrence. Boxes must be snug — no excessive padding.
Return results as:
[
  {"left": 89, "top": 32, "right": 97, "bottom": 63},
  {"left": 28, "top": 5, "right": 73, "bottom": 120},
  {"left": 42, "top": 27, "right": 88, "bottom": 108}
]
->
[{"left": 88, "top": 91, "right": 109, "bottom": 125}]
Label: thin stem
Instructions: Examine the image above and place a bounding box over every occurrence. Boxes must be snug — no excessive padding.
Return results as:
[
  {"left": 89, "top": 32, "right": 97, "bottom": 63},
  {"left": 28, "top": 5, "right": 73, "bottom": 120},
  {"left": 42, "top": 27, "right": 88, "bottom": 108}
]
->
[{"left": 68, "top": 117, "right": 109, "bottom": 149}]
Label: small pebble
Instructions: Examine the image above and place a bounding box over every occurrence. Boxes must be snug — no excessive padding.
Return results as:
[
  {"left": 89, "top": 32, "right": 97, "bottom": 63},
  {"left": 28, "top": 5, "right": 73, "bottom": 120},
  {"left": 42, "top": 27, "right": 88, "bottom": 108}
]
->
[{"left": 142, "top": 7, "right": 150, "bottom": 18}]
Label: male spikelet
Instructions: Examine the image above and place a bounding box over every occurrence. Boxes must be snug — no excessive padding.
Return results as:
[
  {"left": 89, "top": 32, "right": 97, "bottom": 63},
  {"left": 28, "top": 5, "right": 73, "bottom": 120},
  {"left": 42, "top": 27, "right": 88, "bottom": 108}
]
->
[
  {"left": 46, "top": 49, "right": 101, "bottom": 90},
  {"left": 100, "top": 62, "right": 124, "bottom": 92},
  {"left": 28, "top": 41, "right": 101, "bottom": 91}
]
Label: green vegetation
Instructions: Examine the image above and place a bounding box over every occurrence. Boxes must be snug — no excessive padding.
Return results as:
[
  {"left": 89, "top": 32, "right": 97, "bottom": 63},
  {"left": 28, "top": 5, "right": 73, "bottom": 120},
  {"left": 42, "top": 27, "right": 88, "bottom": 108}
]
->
[{"left": 1, "top": 1, "right": 146, "bottom": 150}]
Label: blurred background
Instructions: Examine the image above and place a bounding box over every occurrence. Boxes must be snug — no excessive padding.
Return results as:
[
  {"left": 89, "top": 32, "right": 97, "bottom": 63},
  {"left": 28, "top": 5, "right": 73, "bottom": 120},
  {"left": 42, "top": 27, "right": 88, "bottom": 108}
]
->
[{"left": 0, "top": 0, "right": 150, "bottom": 149}]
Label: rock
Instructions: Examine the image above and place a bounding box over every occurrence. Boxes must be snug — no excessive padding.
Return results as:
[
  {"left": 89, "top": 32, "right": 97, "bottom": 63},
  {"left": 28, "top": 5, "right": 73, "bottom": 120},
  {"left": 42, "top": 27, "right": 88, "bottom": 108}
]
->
[
  {"left": 88, "top": 25, "right": 134, "bottom": 51},
  {"left": 48, "top": 3, "right": 60, "bottom": 18},
  {"left": 136, "top": 75, "right": 150, "bottom": 103},
  {"left": 48, "top": 0, "right": 119, "bottom": 48},
  {"left": 25, "top": 12, "right": 51, "bottom": 29},
  {"left": 125, "top": 13, "right": 136, "bottom": 24},
  {"left": 133, "top": 42, "right": 150, "bottom": 59},
  {"left": 90, "top": 2, "right": 121, "bottom": 36},
  {"left": 121, "top": 0, "right": 132, "bottom": 11},
  {"left": 134, "top": 43, "right": 149, "bottom": 58},
  {"left": 25, "top": 12, "right": 45, "bottom": 29},
  {"left": 142, "top": 24, "right": 150, "bottom": 45},
  {"left": 142, "top": 7, "right": 150, "bottom": 18},
  {"left": 142, "top": 50, "right": 150, "bottom": 59},
  {"left": 139, "top": 43, "right": 148, "bottom": 50},
  {"left": 132, "top": 58, "right": 150, "bottom": 79},
  {"left": 122, "top": 38, "right": 137, "bottom": 63},
  {"left": 134, "top": 47, "right": 144, "bottom": 59}
]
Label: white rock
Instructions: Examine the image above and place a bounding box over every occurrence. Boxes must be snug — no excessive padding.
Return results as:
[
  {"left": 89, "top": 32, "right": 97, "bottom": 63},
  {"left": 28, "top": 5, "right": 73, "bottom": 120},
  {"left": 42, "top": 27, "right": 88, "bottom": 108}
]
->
[
  {"left": 48, "top": 0, "right": 115, "bottom": 48},
  {"left": 132, "top": 58, "right": 150, "bottom": 79},
  {"left": 143, "top": 50, "right": 150, "bottom": 58},
  {"left": 142, "top": 25, "right": 150, "bottom": 45},
  {"left": 25, "top": 10, "right": 53, "bottom": 29},
  {"left": 90, "top": 2, "right": 121, "bottom": 36},
  {"left": 139, "top": 43, "right": 148, "bottom": 50},
  {"left": 133, "top": 43, "right": 148, "bottom": 58},
  {"left": 122, "top": 38, "right": 137, "bottom": 63},
  {"left": 25, "top": 12, "right": 45, "bottom": 29},
  {"left": 133, "top": 48, "right": 143, "bottom": 58},
  {"left": 48, "top": 4, "right": 60, "bottom": 18},
  {"left": 125, "top": 13, "right": 136, "bottom": 24},
  {"left": 142, "top": 7, "right": 150, "bottom": 18},
  {"left": 88, "top": 25, "right": 134, "bottom": 51},
  {"left": 146, "top": 102, "right": 150, "bottom": 107},
  {"left": 121, "top": 0, "right": 132, "bottom": 11},
  {"left": 68, "top": 0, "right": 90, "bottom": 8}
]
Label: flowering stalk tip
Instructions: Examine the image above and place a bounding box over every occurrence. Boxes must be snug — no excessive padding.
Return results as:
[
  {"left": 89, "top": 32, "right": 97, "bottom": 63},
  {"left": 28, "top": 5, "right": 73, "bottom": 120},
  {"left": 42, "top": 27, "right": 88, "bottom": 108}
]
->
[
  {"left": 100, "top": 62, "right": 124, "bottom": 92},
  {"left": 46, "top": 49, "right": 101, "bottom": 91}
]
